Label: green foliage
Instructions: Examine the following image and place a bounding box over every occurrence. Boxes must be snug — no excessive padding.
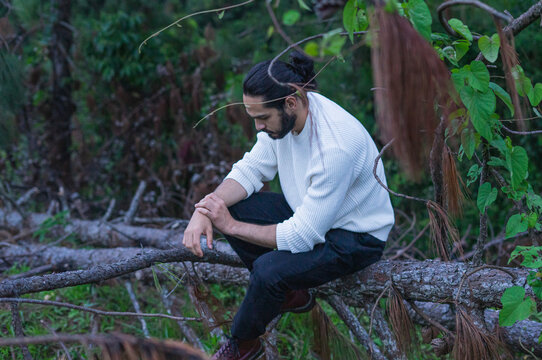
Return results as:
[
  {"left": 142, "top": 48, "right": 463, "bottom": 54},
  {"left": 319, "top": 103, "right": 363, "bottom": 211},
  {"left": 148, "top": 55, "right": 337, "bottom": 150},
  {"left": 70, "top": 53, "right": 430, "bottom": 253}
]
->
[
  {"left": 343, "top": 0, "right": 368, "bottom": 43},
  {"left": 282, "top": 10, "right": 301, "bottom": 26},
  {"left": 448, "top": 18, "right": 473, "bottom": 42},
  {"left": 403, "top": 0, "right": 432, "bottom": 41},
  {"left": 0, "top": 51, "right": 25, "bottom": 114},
  {"left": 33, "top": 211, "right": 71, "bottom": 242},
  {"left": 499, "top": 286, "right": 536, "bottom": 326},
  {"left": 477, "top": 182, "right": 497, "bottom": 213},
  {"left": 478, "top": 34, "right": 500, "bottom": 63}
]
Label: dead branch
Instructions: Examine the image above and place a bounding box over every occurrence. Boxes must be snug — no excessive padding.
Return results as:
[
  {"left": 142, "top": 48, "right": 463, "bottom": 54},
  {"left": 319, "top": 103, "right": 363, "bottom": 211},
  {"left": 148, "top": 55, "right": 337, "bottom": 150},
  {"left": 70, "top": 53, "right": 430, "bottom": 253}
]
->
[
  {"left": 327, "top": 295, "right": 386, "bottom": 360},
  {"left": 124, "top": 181, "right": 146, "bottom": 225},
  {"left": 124, "top": 281, "right": 150, "bottom": 338},
  {"left": 10, "top": 303, "right": 33, "bottom": 360},
  {"left": 161, "top": 290, "right": 205, "bottom": 351},
  {"left": 0, "top": 297, "right": 201, "bottom": 322}
]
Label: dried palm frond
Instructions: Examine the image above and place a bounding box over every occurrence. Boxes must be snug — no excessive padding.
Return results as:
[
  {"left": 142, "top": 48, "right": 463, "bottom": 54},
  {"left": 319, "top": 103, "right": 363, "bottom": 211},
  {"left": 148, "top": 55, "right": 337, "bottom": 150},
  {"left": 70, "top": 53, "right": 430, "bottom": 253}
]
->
[
  {"left": 495, "top": 20, "right": 524, "bottom": 130},
  {"left": 427, "top": 200, "right": 461, "bottom": 260},
  {"left": 386, "top": 287, "right": 415, "bottom": 355},
  {"left": 371, "top": 6, "right": 456, "bottom": 179},
  {"left": 442, "top": 144, "right": 464, "bottom": 217},
  {"left": 310, "top": 303, "right": 363, "bottom": 360},
  {"left": 452, "top": 307, "right": 504, "bottom": 360}
]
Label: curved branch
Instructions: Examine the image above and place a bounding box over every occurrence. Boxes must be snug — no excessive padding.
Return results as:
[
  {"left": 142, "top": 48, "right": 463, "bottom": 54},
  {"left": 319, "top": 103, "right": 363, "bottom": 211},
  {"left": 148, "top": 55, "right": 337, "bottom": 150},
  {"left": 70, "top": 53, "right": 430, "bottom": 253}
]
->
[
  {"left": 265, "top": 0, "right": 305, "bottom": 55},
  {"left": 502, "top": 124, "right": 542, "bottom": 135},
  {"left": 504, "top": 1, "right": 542, "bottom": 36},
  {"left": 373, "top": 139, "right": 429, "bottom": 203},
  {"left": 437, "top": 0, "right": 513, "bottom": 39}
]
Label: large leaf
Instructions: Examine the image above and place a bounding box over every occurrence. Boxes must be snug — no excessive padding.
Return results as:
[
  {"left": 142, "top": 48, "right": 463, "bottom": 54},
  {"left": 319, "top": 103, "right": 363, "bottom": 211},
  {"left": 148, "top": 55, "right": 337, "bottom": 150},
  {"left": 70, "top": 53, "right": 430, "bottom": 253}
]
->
[
  {"left": 478, "top": 34, "right": 500, "bottom": 63},
  {"left": 477, "top": 182, "right": 497, "bottom": 213},
  {"left": 461, "top": 128, "right": 476, "bottom": 160},
  {"left": 407, "top": 0, "right": 432, "bottom": 41},
  {"left": 467, "top": 61, "right": 490, "bottom": 92},
  {"left": 454, "top": 40, "right": 470, "bottom": 61},
  {"left": 527, "top": 271, "right": 542, "bottom": 300},
  {"left": 499, "top": 286, "right": 536, "bottom": 326},
  {"left": 512, "top": 65, "right": 533, "bottom": 97},
  {"left": 506, "top": 146, "right": 528, "bottom": 189},
  {"left": 448, "top": 18, "right": 472, "bottom": 42},
  {"left": 343, "top": 0, "right": 357, "bottom": 42},
  {"left": 527, "top": 83, "right": 542, "bottom": 107},
  {"left": 489, "top": 82, "right": 514, "bottom": 117},
  {"left": 510, "top": 246, "right": 542, "bottom": 268},
  {"left": 460, "top": 87, "right": 495, "bottom": 140},
  {"left": 506, "top": 214, "right": 528, "bottom": 239}
]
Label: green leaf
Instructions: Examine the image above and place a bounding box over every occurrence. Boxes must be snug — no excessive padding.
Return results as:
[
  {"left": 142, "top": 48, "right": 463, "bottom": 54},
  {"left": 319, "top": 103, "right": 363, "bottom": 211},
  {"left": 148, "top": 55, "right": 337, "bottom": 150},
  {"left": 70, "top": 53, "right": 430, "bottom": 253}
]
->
[
  {"left": 527, "top": 271, "right": 542, "bottom": 300},
  {"left": 304, "top": 41, "right": 319, "bottom": 57},
  {"left": 488, "top": 156, "right": 506, "bottom": 167},
  {"left": 478, "top": 34, "right": 500, "bottom": 63},
  {"left": 343, "top": 0, "right": 356, "bottom": 42},
  {"left": 461, "top": 128, "right": 476, "bottom": 160},
  {"left": 467, "top": 164, "right": 482, "bottom": 187},
  {"left": 454, "top": 40, "right": 470, "bottom": 61},
  {"left": 477, "top": 182, "right": 498, "bottom": 213},
  {"left": 510, "top": 246, "right": 542, "bottom": 268},
  {"left": 407, "top": 0, "right": 432, "bottom": 41},
  {"left": 467, "top": 61, "right": 490, "bottom": 92},
  {"left": 527, "top": 83, "right": 542, "bottom": 107},
  {"left": 283, "top": 10, "right": 301, "bottom": 26},
  {"left": 499, "top": 286, "right": 536, "bottom": 326},
  {"left": 506, "top": 146, "right": 528, "bottom": 189},
  {"left": 297, "top": 0, "right": 311, "bottom": 11},
  {"left": 217, "top": 10, "right": 225, "bottom": 19},
  {"left": 448, "top": 18, "right": 472, "bottom": 42},
  {"left": 460, "top": 87, "right": 496, "bottom": 141},
  {"left": 506, "top": 214, "right": 528, "bottom": 239},
  {"left": 489, "top": 82, "right": 514, "bottom": 116},
  {"left": 512, "top": 65, "right": 533, "bottom": 97}
]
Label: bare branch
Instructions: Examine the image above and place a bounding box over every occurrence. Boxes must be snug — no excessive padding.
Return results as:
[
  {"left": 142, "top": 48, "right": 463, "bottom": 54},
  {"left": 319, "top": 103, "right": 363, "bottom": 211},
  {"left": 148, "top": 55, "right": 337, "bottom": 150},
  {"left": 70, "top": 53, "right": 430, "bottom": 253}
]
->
[
  {"left": 10, "top": 303, "right": 33, "bottom": 360},
  {"left": 124, "top": 281, "right": 150, "bottom": 338},
  {"left": 124, "top": 181, "right": 146, "bottom": 225}
]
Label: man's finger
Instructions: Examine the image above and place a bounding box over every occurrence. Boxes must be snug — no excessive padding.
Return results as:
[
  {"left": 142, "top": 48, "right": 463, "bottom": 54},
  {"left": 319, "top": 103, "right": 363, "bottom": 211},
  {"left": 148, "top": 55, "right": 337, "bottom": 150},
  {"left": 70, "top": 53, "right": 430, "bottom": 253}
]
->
[{"left": 206, "top": 229, "right": 213, "bottom": 249}]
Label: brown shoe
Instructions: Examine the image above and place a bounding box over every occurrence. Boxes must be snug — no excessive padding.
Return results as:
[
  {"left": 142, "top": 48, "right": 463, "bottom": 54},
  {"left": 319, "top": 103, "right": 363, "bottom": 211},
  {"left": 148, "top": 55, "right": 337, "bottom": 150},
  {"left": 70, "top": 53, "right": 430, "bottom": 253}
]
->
[
  {"left": 280, "top": 289, "right": 316, "bottom": 314},
  {"left": 212, "top": 337, "right": 264, "bottom": 360}
]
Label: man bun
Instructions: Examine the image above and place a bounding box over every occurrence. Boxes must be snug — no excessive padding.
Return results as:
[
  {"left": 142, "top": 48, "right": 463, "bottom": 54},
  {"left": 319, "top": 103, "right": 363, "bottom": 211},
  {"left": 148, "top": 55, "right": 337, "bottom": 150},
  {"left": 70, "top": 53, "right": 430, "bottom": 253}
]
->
[{"left": 289, "top": 51, "right": 316, "bottom": 87}]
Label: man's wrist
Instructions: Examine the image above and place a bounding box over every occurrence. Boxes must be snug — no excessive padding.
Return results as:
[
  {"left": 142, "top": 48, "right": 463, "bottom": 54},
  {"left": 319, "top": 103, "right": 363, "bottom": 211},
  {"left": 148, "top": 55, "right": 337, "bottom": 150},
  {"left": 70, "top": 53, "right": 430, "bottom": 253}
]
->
[{"left": 227, "top": 219, "right": 241, "bottom": 237}]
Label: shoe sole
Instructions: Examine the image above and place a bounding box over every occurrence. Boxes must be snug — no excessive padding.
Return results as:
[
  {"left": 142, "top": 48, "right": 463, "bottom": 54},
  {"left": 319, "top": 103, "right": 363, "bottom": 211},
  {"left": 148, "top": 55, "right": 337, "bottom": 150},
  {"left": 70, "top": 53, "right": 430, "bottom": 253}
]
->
[{"left": 279, "top": 292, "right": 316, "bottom": 314}]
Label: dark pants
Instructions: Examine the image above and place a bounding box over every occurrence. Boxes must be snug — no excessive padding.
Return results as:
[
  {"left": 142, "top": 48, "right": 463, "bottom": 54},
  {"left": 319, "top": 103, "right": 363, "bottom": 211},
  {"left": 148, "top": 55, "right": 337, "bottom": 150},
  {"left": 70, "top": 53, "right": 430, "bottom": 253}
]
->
[{"left": 225, "top": 192, "right": 386, "bottom": 340}]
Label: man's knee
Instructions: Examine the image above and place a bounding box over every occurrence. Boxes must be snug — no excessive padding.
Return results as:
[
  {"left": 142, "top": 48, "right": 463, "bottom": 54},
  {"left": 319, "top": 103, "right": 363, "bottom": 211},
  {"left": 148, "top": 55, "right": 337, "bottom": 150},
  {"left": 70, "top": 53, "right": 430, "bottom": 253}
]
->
[{"left": 251, "top": 255, "right": 285, "bottom": 291}]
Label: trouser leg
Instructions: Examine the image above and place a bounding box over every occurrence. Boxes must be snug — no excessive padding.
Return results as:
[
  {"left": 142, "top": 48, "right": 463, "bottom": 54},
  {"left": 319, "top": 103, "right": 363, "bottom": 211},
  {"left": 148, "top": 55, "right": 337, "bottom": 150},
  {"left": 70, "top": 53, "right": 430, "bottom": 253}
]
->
[
  {"left": 231, "top": 229, "right": 386, "bottom": 340},
  {"left": 225, "top": 192, "right": 293, "bottom": 271}
]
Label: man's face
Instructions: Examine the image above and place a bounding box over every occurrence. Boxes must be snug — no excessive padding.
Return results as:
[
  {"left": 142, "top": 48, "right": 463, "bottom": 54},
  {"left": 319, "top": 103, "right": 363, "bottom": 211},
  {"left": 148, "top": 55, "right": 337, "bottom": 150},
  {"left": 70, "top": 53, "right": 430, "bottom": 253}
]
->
[{"left": 243, "top": 95, "right": 297, "bottom": 139}]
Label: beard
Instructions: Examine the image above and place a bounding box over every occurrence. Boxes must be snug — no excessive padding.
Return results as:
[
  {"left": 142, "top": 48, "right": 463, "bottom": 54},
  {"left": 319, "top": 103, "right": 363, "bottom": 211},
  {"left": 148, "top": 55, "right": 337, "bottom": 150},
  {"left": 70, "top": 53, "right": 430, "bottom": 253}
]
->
[{"left": 266, "top": 109, "right": 297, "bottom": 140}]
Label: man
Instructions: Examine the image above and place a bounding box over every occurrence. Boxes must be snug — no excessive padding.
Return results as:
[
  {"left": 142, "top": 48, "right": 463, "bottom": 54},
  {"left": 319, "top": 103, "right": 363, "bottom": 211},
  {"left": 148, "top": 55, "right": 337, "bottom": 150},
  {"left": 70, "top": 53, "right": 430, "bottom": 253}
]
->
[{"left": 183, "top": 51, "right": 395, "bottom": 360}]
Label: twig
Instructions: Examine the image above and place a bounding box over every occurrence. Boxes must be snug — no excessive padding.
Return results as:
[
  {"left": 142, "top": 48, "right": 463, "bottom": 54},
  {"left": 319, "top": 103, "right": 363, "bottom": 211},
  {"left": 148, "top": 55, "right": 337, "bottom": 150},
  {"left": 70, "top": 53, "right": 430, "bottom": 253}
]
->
[
  {"left": 472, "top": 141, "right": 490, "bottom": 266},
  {"left": 327, "top": 295, "right": 386, "bottom": 360},
  {"left": 389, "top": 223, "right": 429, "bottom": 260},
  {"left": 455, "top": 265, "right": 516, "bottom": 304},
  {"left": 501, "top": 124, "right": 542, "bottom": 135},
  {"left": 373, "top": 139, "right": 429, "bottom": 203},
  {"left": 40, "top": 320, "right": 73, "bottom": 360},
  {"left": 101, "top": 199, "right": 116, "bottom": 222},
  {"left": 124, "top": 181, "right": 146, "bottom": 225},
  {"left": 0, "top": 298, "right": 201, "bottom": 322},
  {"left": 138, "top": 0, "right": 255, "bottom": 53},
  {"left": 124, "top": 281, "right": 150, "bottom": 338},
  {"left": 368, "top": 285, "right": 390, "bottom": 339},
  {"left": 161, "top": 290, "right": 205, "bottom": 350},
  {"left": 10, "top": 303, "right": 33, "bottom": 360},
  {"left": 265, "top": 0, "right": 305, "bottom": 55},
  {"left": 15, "top": 188, "right": 39, "bottom": 207},
  {"left": 407, "top": 301, "right": 452, "bottom": 337},
  {"left": 437, "top": 0, "right": 513, "bottom": 39}
]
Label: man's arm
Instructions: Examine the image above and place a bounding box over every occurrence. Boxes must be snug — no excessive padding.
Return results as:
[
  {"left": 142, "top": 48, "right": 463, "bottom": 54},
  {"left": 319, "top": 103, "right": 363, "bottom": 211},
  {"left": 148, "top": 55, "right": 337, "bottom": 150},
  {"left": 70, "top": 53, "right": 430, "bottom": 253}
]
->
[
  {"left": 194, "top": 192, "right": 277, "bottom": 249},
  {"left": 182, "top": 179, "right": 247, "bottom": 257}
]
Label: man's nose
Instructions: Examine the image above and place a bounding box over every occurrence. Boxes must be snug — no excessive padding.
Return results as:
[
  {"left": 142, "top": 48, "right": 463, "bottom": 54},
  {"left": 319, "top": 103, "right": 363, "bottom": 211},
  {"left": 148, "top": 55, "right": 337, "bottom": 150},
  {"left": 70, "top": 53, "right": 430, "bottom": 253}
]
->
[{"left": 255, "top": 120, "right": 265, "bottom": 131}]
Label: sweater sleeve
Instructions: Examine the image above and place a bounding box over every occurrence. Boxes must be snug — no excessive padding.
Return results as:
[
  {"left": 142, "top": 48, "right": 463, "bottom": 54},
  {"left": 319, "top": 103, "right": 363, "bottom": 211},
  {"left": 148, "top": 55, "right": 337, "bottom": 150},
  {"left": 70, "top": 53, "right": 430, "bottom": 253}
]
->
[
  {"left": 276, "top": 148, "right": 355, "bottom": 253},
  {"left": 224, "top": 132, "right": 277, "bottom": 198}
]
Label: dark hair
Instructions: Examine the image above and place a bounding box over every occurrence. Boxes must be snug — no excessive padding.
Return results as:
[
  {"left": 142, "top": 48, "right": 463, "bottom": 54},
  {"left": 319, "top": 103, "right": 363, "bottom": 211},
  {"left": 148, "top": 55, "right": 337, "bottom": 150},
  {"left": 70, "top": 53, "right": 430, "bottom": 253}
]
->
[{"left": 243, "top": 51, "right": 317, "bottom": 110}]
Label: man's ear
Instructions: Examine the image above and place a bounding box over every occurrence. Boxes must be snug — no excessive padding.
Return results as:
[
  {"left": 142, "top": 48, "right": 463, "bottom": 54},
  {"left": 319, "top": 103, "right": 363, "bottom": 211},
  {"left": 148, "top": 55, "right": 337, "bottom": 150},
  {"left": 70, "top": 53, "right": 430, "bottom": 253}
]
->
[{"left": 285, "top": 96, "right": 297, "bottom": 110}]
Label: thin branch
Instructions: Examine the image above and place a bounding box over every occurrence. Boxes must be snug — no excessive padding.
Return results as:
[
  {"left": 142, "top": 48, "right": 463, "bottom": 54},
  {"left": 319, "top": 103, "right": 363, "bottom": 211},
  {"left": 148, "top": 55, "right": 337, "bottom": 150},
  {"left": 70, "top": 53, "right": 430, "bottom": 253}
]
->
[
  {"left": 454, "top": 265, "right": 516, "bottom": 304},
  {"left": 437, "top": 0, "right": 513, "bottom": 39},
  {"left": 0, "top": 298, "right": 201, "bottom": 322},
  {"left": 138, "top": 0, "right": 254, "bottom": 53},
  {"left": 472, "top": 141, "right": 490, "bottom": 266},
  {"left": 501, "top": 124, "right": 542, "bottom": 135},
  {"left": 124, "top": 181, "right": 146, "bottom": 225},
  {"left": 389, "top": 223, "right": 429, "bottom": 260},
  {"left": 40, "top": 320, "right": 73, "bottom": 360},
  {"left": 265, "top": 0, "right": 304, "bottom": 54},
  {"left": 101, "top": 198, "right": 116, "bottom": 222},
  {"left": 504, "top": 1, "right": 542, "bottom": 37},
  {"left": 161, "top": 290, "right": 205, "bottom": 350},
  {"left": 10, "top": 303, "right": 33, "bottom": 360},
  {"left": 15, "top": 188, "right": 39, "bottom": 207},
  {"left": 373, "top": 139, "right": 429, "bottom": 203},
  {"left": 124, "top": 281, "right": 150, "bottom": 338}
]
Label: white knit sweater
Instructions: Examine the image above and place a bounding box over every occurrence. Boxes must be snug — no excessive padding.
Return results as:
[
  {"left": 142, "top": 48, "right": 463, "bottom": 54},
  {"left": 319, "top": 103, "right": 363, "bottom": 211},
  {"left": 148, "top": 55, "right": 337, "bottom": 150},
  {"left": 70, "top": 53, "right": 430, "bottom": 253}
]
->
[{"left": 225, "top": 92, "right": 394, "bottom": 253}]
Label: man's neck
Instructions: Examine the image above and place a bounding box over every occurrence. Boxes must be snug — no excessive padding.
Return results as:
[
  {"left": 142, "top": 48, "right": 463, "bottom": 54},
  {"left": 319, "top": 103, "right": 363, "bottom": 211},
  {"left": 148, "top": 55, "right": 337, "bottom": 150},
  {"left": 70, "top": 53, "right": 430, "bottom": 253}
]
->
[{"left": 292, "top": 100, "right": 309, "bottom": 134}]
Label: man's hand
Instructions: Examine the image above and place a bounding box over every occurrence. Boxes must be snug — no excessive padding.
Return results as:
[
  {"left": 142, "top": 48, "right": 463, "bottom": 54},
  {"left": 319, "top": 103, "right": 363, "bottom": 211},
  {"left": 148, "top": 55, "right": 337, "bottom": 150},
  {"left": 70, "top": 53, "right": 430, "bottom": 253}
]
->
[
  {"left": 182, "top": 210, "right": 213, "bottom": 257},
  {"left": 195, "top": 193, "right": 236, "bottom": 235}
]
